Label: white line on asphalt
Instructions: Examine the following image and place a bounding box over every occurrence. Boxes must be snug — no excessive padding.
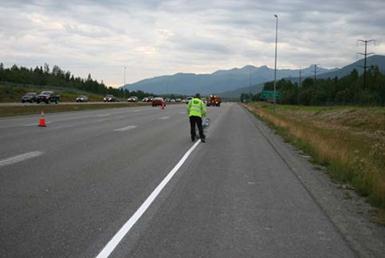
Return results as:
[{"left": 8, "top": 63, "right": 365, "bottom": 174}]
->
[
  {"left": 159, "top": 116, "right": 170, "bottom": 120},
  {"left": 0, "top": 151, "right": 43, "bottom": 167},
  {"left": 96, "top": 140, "right": 201, "bottom": 258},
  {"left": 24, "top": 121, "right": 51, "bottom": 126},
  {"left": 96, "top": 113, "right": 110, "bottom": 117},
  {"left": 113, "top": 125, "right": 137, "bottom": 132}
]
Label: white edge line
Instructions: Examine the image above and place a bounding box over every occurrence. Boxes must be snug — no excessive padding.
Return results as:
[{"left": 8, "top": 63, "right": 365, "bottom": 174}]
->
[
  {"left": 0, "top": 151, "right": 43, "bottom": 167},
  {"left": 113, "top": 125, "right": 137, "bottom": 132},
  {"left": 96, "top": 140, "right": 201, "bottom": 258}
]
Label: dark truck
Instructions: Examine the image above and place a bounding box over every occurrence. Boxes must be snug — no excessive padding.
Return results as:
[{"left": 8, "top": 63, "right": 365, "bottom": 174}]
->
[{"left": 36, "top": 91, "right": 60, "bottom": 104}]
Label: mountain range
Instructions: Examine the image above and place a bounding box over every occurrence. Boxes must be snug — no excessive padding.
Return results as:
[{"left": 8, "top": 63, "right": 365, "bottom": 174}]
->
[{"left": 122, "top": 55, "right": 385, "bottom": 98}]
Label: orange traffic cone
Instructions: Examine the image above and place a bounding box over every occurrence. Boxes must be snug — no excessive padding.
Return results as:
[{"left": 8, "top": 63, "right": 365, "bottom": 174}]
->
[{"left": 38, "top": 111, "right": 47, "bottom": 127}]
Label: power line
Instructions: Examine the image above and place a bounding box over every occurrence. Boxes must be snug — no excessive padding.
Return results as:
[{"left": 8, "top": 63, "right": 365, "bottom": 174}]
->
[
  {"left": 357, "top": 39, "right": 375, "bottom": 89},
  {"left": 313, "top": 64, "right": 321, "bottom": 81}
]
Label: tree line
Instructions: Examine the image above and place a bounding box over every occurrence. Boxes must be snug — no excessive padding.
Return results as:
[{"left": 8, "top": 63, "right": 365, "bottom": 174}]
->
[
  {"left": 257, "top": 66, "right": 385, "bottom": 106},
  {"left": 0, "top": 63, "right": 153, "bottom": 99}
]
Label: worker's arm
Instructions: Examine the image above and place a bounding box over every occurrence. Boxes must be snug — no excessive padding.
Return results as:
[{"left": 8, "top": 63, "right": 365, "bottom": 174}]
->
[
  {"left": 187, "top": 101, "right": 191, "bottom": 115},
  {"left": 201, "top": 101, "right": 207, "bottom": 117}
]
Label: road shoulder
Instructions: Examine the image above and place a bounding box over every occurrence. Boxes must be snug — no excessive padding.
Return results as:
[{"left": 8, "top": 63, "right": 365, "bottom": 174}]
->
[{"left": 242, "top": 105, "right": 385, "bottom": 257}]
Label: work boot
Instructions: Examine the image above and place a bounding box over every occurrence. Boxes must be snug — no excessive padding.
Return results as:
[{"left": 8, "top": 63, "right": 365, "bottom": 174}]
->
[
  {"left": 201, "top": 138, "right": 205, "bottom": 143},
  {"left": 191, "top": 136, "right": 195, "bottom": 142}
]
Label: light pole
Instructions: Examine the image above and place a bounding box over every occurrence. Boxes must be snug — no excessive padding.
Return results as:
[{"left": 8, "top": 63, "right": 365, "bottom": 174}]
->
[
  {"left": 123, "top": 66, "right": 127, "bottom": 87},
  {"left": 273, "top": 14, "right": 278, "bottom": 105}
]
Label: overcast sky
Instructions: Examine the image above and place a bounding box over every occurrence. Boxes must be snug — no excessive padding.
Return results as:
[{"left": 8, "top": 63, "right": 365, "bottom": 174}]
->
[{"left": 1, "top": 0, "right": 384, "bottom": 86}]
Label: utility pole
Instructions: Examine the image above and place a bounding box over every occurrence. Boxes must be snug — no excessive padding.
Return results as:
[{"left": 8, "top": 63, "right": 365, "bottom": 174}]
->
[
  {"left": 123, "top": 66, "right": 127, "bottom": 87},
  {"left": 273, "top": 14, "right": 278, "bottom": 105},
  {"left": 248, "top": 66, "right": 251, "bottom": 87},
  {"left": 313, "top": 64, "right": 321, "bottom": 82},
  {"left": 358, "top": 39, "right": 375, "bottom": 89},
  {"left": 298, "top": 68, "right": 301, "bottom": 104}
]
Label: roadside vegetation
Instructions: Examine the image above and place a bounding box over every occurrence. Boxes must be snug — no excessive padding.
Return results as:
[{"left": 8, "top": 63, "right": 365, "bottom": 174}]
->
[
  {"left": 245, "top": 102, "right": 385, "bottom": 223},
  {"left": 0, "top": 63, "right": 154, "bottom": 102},
  {"left": 0, "top": 102, "right": 148, "bottom": 117},
  {"left": 244, "top": 66, "right": 385, "bottom": 106}
]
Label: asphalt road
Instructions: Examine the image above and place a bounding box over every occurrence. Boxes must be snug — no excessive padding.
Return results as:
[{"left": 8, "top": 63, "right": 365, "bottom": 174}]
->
[{"left": 0, "top": 103, "right": 356, "bottom": 257}]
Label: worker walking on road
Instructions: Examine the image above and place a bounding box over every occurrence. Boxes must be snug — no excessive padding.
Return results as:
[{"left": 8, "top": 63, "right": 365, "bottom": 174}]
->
[{"left": 188, "top": 93, "right": 206, "bottom": 142}]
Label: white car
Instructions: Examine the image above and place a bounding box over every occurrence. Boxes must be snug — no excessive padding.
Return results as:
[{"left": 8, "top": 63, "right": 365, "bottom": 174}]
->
[
  {"left": 127, "top": 96, "right": 138, "bottom": 102},
  {"left": 76, "top": 95, "right": 88, "bottom": 102}
]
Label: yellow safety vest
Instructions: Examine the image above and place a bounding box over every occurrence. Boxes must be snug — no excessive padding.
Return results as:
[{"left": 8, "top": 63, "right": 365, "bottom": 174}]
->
[{"left": 188, "top": 98, "right": 206, "bottom": 117}]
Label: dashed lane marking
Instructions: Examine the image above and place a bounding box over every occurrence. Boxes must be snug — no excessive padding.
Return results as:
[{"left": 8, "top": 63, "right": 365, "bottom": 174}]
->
[
  {"left": 0, "top": 151, "right": 43, "bottom": 167},
  {"left": 113, "top": 125, "right": 137, "bottom": 132}
]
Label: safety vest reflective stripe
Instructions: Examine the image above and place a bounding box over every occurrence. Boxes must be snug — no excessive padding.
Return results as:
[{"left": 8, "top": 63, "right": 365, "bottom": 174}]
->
[{"left": 188, "top": 98, "right": 205, "bottom": 117}]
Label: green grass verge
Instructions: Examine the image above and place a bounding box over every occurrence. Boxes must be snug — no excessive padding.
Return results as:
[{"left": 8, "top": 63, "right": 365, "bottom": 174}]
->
[
  {"left": 0, "top": 102, "right": 149, "bottom": 117},
  {"left": 245, "top": 102, "right": 385, "bottom": 224}
]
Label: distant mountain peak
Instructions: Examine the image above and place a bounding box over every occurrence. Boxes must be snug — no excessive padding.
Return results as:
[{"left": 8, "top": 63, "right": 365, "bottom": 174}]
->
[{"left": 122, "top": 55, "right": 385, "bottom": 96}]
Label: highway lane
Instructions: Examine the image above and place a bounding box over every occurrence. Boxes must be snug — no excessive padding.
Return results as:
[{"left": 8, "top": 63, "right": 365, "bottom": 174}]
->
[{"left": 0, "top": 103, "right": 355, "bottom": 257}]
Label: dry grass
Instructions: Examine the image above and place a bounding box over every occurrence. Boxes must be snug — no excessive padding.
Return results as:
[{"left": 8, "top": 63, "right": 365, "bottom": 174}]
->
[{"left": 245, "top": 102, "right": 385, "bottom": 223}]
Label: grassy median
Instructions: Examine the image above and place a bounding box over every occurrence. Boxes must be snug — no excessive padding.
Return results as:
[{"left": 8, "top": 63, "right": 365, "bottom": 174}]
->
[
  {"left": 245, "top": 102, "right": 385, "bottom": 223},
  {"left": 0, "top": 102, "right": 150, "bottom": 117}
]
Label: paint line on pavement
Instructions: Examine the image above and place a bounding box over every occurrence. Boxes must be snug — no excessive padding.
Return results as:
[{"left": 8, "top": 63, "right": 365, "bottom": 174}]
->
[
  {"left": 113, "top": 125, "right": 137, "bottom": 132},
  {"left": 0, "top": 151, "right": 43, "bottom": 167},
  {"left": 159, "top": 116, "right": 170, "bottom": 120},
  {"left": 95, "top": 140, "right": 201, "bottom": 258},
  {"left": 96, "top": 113, "right": 111, "bottom": 117},
  {"left": 24, "top": 121, "right": 51, "bottom": 127}
]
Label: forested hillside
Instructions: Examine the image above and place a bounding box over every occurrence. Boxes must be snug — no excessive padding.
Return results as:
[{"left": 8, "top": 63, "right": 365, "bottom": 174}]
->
[
  {"left": 261, "top": 66, "right": 385, "bottom": 106},
  {"left": 0, "top": 63, "right": 153, "bottom": 100}
]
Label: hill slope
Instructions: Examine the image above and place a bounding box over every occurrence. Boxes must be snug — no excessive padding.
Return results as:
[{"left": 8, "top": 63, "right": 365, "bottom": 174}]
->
[
  {"left": 122, "top": 65, "right": 333, "bottom": 95},
  {"left": 317, "top": 55, "right": 385, "bottom": 79}
]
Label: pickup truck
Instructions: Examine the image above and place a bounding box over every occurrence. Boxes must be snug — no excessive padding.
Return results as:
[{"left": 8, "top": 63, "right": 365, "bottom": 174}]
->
[{"left": 36, "top": 91, "right": 60, "bottom": 104}]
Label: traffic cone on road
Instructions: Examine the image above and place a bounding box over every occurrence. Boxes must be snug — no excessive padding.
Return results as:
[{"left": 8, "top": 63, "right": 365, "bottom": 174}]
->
[
  {"left": 38, "top": 111, "right": 47, "bottom": 127},
  {"left": 161, "top": 102, "right": 165, "bottom": 110}
]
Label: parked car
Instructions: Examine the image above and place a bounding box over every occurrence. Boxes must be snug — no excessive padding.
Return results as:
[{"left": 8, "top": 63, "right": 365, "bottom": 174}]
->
[
  {"left": 127, "top": 96, "right": 138, "bottom": 102},
  {"left": 152, "top": 97, "right": 166, "bottom": 107},
  {"left": 76, "top": 95, "right": 88, "bottom": 102},
  {"left": 103, "top": 95, "right": 118, "bottom": 102},
  {"left": 36, "top": 91, "right": 60, "bottom": 104},
  {"left": 21, "top": 92, "right": 37, "bottom": 103}
]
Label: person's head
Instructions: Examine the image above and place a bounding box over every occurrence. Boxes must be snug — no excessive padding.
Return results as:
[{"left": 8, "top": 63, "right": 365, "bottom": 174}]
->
[{"left": 195, "top": 93, "right": 200, "bottom": 99}]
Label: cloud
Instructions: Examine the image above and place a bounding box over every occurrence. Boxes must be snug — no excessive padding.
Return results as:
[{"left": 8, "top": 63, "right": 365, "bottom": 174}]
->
[{"left": 0, "top": 0, "right": 384, "bottom": 86}]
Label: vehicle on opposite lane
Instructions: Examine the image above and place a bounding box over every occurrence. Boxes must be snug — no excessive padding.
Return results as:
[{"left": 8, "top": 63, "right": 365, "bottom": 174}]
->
[
  {"left": 76, "top": 95, "right": 88, "bottom": 102},
  {"left": 103, "top": 95, "right": 118, "bottom": 102},
  {"left": 152, "top": 97, "right": 166, "bottom": 107},
  {"left": 21, "top": 92, "right": 37, "bottom": 103},
  {"left": 36, "top": 91, "right": 60, "bottom": 104}
]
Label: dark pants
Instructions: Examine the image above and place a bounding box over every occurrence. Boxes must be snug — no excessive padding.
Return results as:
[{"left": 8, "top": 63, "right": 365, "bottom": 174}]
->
[{"left": 189, "top": 116, "right": 205, "bottom": 140}]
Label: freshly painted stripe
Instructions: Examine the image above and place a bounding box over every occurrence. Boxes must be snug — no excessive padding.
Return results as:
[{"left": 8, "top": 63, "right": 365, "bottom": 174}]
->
[
  {"left": 114, "top": 125, "right": 137, "bottom": 132},
  {"left": 159, "top": 116, "right": 170, "bottom": 120},
  {"left": 24, "top": 121, "right": 51, "bottom": 126},
  {"left": 96, "top": 140, "right": 201, "bottom": 258},
  {"left": 96, "top": 113, "right": 110, "bottom": 117},
  {"left": 0, "top": 151, "right": 43, "bottom": 167}
]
